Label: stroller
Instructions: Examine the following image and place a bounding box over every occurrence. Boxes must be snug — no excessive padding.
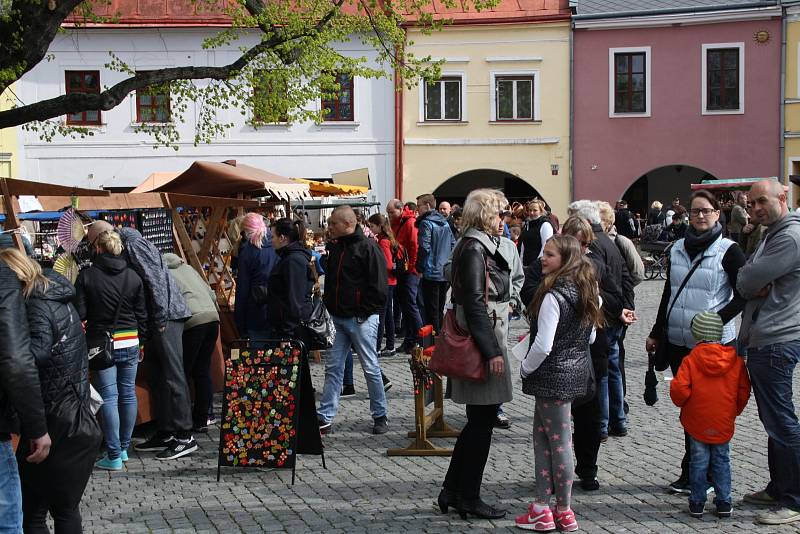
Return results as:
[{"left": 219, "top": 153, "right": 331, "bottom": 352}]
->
[{"left": 640, "top": 224, "right": 671, "bottom": 280}]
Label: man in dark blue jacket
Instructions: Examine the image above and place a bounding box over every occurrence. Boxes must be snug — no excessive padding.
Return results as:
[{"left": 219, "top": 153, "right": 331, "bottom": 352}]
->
[
  {"left": 317, "top": 206, "right": 390, "bottom": 435},
  {"left": 416, "top": 193, "right": 455, "bottom": 334}
]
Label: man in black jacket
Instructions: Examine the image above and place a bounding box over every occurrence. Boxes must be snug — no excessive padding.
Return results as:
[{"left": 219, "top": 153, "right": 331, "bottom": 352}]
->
[
  {"left": 0, "top": 261, "right": 51, "bottom": 531},
  {"left": 317, "top": 206, "right": 390, "bottom": 435},
  {"left": 568, "top": 201, "right": 636, "bottom": 442},
  {"left": 614, "top": 200, "right": 639, "bottom": 240}
]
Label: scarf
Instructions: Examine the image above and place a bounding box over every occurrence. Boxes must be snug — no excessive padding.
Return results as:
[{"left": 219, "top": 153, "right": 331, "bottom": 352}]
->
[{"left": 683, "top": 222, "right": 722, "bottom": 260}]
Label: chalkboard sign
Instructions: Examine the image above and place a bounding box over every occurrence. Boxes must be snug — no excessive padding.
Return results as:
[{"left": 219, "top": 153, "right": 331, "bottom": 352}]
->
[{"left": 217, "top": 339, "right": 324, "bottom": 483}]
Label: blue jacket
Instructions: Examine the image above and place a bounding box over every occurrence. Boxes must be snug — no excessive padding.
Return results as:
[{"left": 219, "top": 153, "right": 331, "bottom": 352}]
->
[
  {"left": 234, "top": 235, "right": 279, "bottom": 336},
  {"left": 416, "top": 210, "right": 455, "bottom": 281}
]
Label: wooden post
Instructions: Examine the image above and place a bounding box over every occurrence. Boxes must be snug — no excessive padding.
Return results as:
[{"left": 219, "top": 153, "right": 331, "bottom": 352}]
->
[
  {"left": 386, "top": 347, "right": 459, "bottom": 457},
  {"left": 0, "top": 178, "right": 25, "bottom": 253},
  {"left": 198, "top": 205, "right": 225, "bottom": 267},
  {"left": 162, "top": 193, "right": 206, "bottom": 282}
]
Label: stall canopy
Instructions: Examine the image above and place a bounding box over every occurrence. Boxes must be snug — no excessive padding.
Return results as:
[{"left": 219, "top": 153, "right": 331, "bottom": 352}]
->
[
  {"left": 133, "top": 160, "right": 311, "bottom": 200},
  {"left": 291, "top": 178, "right": 368, "bottom": 197},
  {"left": 691, "top": 177, "right": 783, "bottom": 192}
]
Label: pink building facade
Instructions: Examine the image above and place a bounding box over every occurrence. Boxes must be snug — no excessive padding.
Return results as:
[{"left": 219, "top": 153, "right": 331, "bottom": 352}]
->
[{"left": 572, "top": 6, "right": 782, "bottom": 209}]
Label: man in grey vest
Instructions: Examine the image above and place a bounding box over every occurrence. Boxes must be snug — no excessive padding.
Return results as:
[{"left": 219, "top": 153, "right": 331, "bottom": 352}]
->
[{"left": 737, "top": 180, "right": 800, "bottom": 525}]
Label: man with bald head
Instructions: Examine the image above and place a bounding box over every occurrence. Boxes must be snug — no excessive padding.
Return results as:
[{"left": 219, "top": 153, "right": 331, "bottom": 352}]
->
[
  {"left": 438, "top": 201, "right": 451, "bottom": 218},
  {"left": 317, "top": 206, "right": 390, "bottom": 435},
  {"left": 737, "top": 180, "right": 800, "bottom": 525}
]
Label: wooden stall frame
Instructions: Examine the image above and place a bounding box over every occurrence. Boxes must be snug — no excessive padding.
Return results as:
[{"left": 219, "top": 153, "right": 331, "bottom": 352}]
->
[{"left": 387, "top": 346, "right": 460, "bottom": 457}]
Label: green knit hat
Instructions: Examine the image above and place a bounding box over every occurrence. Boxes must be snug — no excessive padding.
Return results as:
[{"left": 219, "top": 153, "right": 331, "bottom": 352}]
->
[{"left": 691, "top": 311, "right": 723, "bottom": 342}]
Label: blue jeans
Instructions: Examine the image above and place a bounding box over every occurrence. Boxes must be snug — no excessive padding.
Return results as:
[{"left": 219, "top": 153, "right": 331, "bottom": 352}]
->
[
  {"left": 343, "top": 350, "right": 354, "bottom": 387},
  {"left": 598, "top": 325, "right": 626, "bottom": 434},
  {"left": 746, "top": 339, "right": 800, "bottom": 511},
  {"left": 397, "top": 273, "right": 422, "bottom": 346},
  {"left": 689, "top": 437, "right": 731, "bottom": 505},
  {"left": 318, "top": 315, "right": 387, "bottom": 424},
  {"left": 0, "top": 440, "right": 21, "bottom": 534},
  {"left": 94, "top": 346, "right": 139, "bottom": 460}
]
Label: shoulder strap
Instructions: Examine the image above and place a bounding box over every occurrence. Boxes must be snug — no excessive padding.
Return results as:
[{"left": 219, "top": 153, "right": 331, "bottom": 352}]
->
[
  {"left": 665, "top": 254, "right": 704, "bottom": 327},
  {"left": 110, "top": 270, "right": 130, "bottom": 332}
]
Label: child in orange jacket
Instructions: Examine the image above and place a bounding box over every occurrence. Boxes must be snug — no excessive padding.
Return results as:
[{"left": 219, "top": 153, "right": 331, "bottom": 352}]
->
[{"left": 670, "top": 310, "right": 750, "bottom": 520}]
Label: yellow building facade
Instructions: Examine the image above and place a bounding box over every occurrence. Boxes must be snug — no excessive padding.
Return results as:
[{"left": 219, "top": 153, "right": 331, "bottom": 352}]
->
[
  {"left": 401, "top": 21, "right": 571, "bottom": 216},
  {"left": 0, "top": 87, "right": 17, "bottom": 178},
  {"left": 786, "top": 7, "right": 800, "bottom": 207}
]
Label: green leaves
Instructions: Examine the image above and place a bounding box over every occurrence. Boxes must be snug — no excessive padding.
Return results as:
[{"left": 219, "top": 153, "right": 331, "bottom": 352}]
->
[{"left": 1, "top": 0, "right": 498, "bottom": 146}]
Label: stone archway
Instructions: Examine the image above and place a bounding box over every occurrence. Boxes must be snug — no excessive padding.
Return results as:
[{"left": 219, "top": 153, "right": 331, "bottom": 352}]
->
[
  {"left": 621, "top": 164, "right": 717, "bottom": 220},
  {"left": 433, "top": 168, "right": 546, "bottom": 208}
]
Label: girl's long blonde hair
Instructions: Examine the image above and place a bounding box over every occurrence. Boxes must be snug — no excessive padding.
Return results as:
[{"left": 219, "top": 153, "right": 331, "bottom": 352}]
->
[
  {"left": 0, "top": 248, "right": 49, "bottom": 298},
  {"left": 528, "top": 235, "right": 603, "bottom": 328}
]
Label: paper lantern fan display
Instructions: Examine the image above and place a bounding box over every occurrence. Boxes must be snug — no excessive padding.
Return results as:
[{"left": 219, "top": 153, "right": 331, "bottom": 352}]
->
[
  {"left": 53, "top": 253, "right": 79, "bottom": 284},
  {"left": 56, "top": 209, "right": 86, "bottom": 253}
]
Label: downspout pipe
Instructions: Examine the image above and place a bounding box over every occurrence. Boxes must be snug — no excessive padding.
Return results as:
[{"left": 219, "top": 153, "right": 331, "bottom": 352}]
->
[
  {"left": 780, "top": 2, "right": 788, "bottom": 203},
  {"left": 394, "top": 37, "right": 405, "bottom": 201},
  {"left": 569, "top": 11, "right": 575, "bottom": 206}
]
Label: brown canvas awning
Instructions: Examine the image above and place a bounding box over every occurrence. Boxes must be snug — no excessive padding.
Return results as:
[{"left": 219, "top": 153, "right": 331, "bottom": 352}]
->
[{"left": 137, "top": 160, "right": 310, "bottom": 201}]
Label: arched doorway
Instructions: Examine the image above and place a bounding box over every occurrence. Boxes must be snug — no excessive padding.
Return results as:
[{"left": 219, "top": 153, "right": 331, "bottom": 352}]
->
[
  {"left": 433, "top": 169, "right": 545, "bottom": 207},
  {"left": 622, "top": 164, "right": 717, "bottom": 219}
]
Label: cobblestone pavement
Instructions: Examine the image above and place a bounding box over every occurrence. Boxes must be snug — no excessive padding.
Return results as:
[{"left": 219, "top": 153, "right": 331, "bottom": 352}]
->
[{"left": 82, "top": 280, "right": 800, "bottom": 533}]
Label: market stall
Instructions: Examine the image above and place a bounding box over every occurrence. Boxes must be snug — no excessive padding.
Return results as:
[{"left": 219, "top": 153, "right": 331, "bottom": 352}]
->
[{"left": 0, "top": 178, "right": 264, "bottom": 424}]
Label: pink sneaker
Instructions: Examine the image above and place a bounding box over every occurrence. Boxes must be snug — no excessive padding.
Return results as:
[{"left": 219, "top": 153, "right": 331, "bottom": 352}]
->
[
  {"left": 554, "top": 508, "right": 579, "bottom": 532},
  {"left": 516, "top": 503, "right": 556, "bottom": 531}
]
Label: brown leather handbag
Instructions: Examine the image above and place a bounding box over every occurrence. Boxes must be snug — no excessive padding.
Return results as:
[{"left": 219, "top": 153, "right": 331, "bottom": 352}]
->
[{"left": 428, "top": 245, "right": 489, "bottom": 383}]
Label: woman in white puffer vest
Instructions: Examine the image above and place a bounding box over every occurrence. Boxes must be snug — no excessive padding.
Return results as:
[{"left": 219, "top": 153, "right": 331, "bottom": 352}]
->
[{"left": 645, "top": 189, "right": 747, "bottom": 496}]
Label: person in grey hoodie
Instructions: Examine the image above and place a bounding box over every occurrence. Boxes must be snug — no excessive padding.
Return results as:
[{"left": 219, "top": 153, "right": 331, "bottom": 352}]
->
[
  {"left": 118, "top": 228, "right": 197, "bottom": 460},
  {"left": 737, "top": 180, "right": 800, "bottom": 526},
  {"left": 164, "top": 253, "right": 220, "bottom": 432}
]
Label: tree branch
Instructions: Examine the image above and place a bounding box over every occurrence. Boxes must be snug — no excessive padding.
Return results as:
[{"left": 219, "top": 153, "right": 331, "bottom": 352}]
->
[{"left": 0, "top": 0, "right": 86, "bottom": 94}]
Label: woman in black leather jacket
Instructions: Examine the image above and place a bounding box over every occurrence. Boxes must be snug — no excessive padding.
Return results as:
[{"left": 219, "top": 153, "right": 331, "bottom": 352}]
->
[
  {"left": 439, "top": 189, "right": 515, "bottom": 520},
  {"left": 0, "top": 248, "right": 101, "bottom": 534}
]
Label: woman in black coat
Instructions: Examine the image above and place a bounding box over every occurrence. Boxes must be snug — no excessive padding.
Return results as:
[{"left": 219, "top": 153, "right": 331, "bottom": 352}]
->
[
  {"left": 0, "top": 248, "right": 102, "bottom": 534},
  {"left": 267, "top": 218, "right": 315, "bottom": 343}
]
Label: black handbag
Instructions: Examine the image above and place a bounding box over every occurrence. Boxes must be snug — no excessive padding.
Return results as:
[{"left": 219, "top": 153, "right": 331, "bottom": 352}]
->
[
  {"left": 653, "top": 257, "right": 703, "bottom": 372},
  {"left": 87, "top": 272, "right": 129, "bottom": 371},
  {"left": 302, "top": 293, "right": 335, "bottom": 350}
]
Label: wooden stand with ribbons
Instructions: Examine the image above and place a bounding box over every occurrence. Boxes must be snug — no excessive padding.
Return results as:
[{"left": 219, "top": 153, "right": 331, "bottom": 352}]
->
[{"left": 387, "top": 326, "right": 460, "bottom": 457}]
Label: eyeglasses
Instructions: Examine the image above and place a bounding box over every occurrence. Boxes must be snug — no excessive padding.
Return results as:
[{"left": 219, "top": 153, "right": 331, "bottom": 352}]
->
[{"left": 689, "top": 208, "right": 717, "bottom": 217}]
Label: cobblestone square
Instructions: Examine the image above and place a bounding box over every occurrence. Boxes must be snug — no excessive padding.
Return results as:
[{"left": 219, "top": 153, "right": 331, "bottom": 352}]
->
[{"left": 82, "top": 280, "right": 800, "bottom": 533}]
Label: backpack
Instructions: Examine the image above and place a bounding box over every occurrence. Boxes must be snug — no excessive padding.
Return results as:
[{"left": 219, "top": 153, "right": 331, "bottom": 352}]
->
[{"left": 391, "top": 242, "right": 410, "bottom": 277}]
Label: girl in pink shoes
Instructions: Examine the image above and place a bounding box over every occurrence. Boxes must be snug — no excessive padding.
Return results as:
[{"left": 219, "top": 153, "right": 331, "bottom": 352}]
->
[{"left": 516, "top": 235, "right": 603, "bottom": 532}]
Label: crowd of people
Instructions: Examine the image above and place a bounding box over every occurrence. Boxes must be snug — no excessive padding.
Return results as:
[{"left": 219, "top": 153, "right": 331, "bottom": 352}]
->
[{"left": 1, "top": 179, "right": 799, "bottom": 532}]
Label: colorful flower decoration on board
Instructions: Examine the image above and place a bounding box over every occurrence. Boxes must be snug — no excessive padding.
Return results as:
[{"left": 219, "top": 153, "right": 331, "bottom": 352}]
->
[{"left": 219, "top": 345, "right": 302, "bottom": 468}]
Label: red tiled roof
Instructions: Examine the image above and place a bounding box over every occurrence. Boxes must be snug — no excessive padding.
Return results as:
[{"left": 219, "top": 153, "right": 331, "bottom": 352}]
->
[
  {"left": 64, "top": 0, "right": 570, "bottom": 28},
  {"left": 64, "top": 0, "right": 233, "bottom": 27},
  {"left": 409, "top": 0, "right": 571, "bottom": 24}
]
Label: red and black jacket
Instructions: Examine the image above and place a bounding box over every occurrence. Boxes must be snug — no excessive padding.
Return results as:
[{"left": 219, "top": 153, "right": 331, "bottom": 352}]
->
[{"left": 323, "top": 225, "right": 388, "bottom": 319}]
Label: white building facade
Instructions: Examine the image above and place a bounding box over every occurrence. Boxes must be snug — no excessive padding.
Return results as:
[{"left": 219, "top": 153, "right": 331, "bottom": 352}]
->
[{"left": 18, "top": 27, "right": 395, "bottom": 203}]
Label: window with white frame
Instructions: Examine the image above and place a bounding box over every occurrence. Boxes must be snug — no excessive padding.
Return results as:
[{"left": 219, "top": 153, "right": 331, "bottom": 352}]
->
[
  {"left": 496, "top": 76, "right": 534, "bottom": 121},
  {"left": 608, "top": 47, "right": 651, "bottom": 118},
  {"left": 702, "top": 43, "right": 744, "bottom": 114},
  {"left": 424, "top": 76, "right": 462, "bottom": 121}
]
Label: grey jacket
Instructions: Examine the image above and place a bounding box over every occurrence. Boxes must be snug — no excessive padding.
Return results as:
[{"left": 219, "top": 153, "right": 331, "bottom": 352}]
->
[
  {"left": 737, "top": 212, "right": 800, "bottom": 348},
  {"left": 119, "top": 228, "right": 191, "bottom": 329},
  {"left": 609, "top": 229, "right": 644, "bottom": 286},
  {"left": 163, "top": 253, "right": 219, "bottom": 330}
]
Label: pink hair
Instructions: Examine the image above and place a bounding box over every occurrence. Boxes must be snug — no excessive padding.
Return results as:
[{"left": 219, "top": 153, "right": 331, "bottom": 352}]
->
[{"left": 242, "top": 213, "right": 267, "bottom": 248}]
